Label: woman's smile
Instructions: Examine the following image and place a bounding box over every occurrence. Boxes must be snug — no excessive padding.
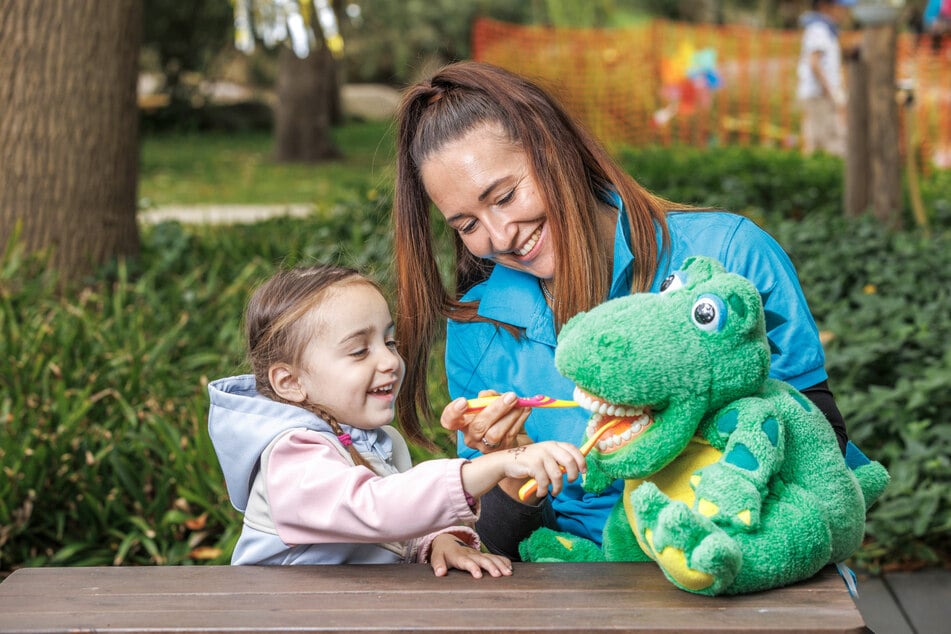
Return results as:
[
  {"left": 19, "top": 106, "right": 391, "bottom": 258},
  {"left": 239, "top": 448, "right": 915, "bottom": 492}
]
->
[{"left": 514, "top": 225, "right": 543, "bottom": 258}]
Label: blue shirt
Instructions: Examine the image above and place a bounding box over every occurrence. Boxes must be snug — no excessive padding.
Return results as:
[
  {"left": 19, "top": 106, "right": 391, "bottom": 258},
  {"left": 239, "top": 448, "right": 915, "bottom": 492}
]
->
[{"left": 445, "top": 204, "right": 826, "bottom": 544}]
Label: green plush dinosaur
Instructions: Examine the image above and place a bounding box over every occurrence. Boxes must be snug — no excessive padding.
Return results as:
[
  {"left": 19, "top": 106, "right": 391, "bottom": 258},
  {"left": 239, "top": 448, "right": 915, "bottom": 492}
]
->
[{"left": 519, "top": 256, "right": 889, "bottom": 595}]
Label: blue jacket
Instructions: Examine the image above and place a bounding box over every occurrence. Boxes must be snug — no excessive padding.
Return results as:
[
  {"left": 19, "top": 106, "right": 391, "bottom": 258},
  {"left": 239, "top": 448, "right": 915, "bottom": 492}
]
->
[{"left": 446, "top": 204, "right": 826, "bottom": 544}]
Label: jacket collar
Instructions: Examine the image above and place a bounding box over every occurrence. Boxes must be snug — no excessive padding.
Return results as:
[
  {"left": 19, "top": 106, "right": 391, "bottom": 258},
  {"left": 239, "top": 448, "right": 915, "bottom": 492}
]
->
[{"left": 474, "top": 189, "right": 637, "bottom": 344}]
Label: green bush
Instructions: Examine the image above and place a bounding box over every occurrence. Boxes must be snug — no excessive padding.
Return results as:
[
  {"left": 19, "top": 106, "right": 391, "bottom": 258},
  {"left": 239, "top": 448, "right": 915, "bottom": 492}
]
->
[
  {"left": 2, "top": 147, "right": 948, "bottom": 575},
  {"left": 619, "top": 145, "right": 847, "bottom": 223},
  {"left": 770, "top": 214, "right": 951, "bottom": 569}
]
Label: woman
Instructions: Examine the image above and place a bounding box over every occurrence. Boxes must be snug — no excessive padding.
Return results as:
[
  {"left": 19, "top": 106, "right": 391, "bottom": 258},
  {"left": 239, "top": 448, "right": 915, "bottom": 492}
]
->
[{"left": 392, "top": 61, "right": 848, "bottom": 559}]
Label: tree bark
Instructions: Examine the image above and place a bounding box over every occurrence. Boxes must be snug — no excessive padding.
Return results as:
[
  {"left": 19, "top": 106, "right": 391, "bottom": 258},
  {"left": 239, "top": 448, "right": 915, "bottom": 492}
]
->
[
  {"left": 844, "top": 46, "right": 869, "bottom": 218},
  {"left": 274, "top": 45, "right": 341, "bottom": 163},
  {"left": 0, "top": 0, "right": 142, "bottom": 277},
  {"left": 864, "top": 24, "right": 903, "bottom": 230}
]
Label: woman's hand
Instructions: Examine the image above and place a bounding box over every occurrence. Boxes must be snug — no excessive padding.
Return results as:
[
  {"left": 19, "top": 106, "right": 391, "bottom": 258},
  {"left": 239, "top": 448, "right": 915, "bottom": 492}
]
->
[
  {"left": 441, "top": 390, "right": 531, "bottom": 453},
  {"left": 428, "top": 533, "right": 513, "bottom": 578}
]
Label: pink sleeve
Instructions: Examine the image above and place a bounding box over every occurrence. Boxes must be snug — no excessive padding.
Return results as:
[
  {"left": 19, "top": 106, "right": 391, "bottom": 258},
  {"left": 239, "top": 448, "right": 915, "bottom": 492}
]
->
[{"left": 266, "top": 429, "right": 478, "bottom": 546}]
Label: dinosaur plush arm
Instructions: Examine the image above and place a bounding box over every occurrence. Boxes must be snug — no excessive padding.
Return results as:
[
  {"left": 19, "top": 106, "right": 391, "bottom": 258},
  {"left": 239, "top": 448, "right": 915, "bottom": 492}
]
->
[
  {"left": 691, "top": 397, "right": 785, "bottom": 531},
  {"left": 582, "top": 453, "right": 616, "bottom": 494}
]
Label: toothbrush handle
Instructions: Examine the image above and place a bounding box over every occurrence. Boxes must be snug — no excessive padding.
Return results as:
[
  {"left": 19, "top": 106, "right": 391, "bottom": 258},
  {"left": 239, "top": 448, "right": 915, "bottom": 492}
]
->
[{"left": 465, "top": 394, "right": 578, "bottom": 412}]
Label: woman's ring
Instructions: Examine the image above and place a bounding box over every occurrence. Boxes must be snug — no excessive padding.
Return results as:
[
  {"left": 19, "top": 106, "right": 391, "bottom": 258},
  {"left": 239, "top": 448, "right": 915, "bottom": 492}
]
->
[{"left": 481, "top": 437, "right": 500, "bottom": 449}]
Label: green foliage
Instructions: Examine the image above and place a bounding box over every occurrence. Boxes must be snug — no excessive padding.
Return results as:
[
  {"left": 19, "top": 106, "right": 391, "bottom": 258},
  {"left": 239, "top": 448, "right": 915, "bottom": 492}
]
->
[
  {"left": 1, "top": 233, "right": 242, "bottom": 570},
  {"left": 340, "top": 0, "right": 501, "bottom": 83},
  {"left": 769, "top": 214, "right": 951, "bottom": 570},
  {"left": 2, "top": 141, "right": 948, "bottom": 573},
  {"left": 0, "top": 191, "right": 415, "bottom": 574},
  {"left": 141, "top": 0, "right": 234, "bottom": 98},
  {"left": 339, "top": 0, "right": 627, "bottom": 83},
  {"left": 619, "top": 145, "right": 846, "bottom": 223}
]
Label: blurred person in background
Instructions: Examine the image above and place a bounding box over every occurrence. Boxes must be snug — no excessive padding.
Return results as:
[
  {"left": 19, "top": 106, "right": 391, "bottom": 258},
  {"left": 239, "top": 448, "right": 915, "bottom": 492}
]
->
[{"left": 796, "top": 0, "right": 854, "bottom": 157}]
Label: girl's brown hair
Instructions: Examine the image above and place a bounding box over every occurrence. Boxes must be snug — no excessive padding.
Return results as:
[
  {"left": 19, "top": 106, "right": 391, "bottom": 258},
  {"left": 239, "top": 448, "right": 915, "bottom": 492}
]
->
[
  {"left": 245, "top": 265, "right": 416, "bottom": 467},
  {"left": 392, "top": 61, "right": 679, "bottom": 436}
]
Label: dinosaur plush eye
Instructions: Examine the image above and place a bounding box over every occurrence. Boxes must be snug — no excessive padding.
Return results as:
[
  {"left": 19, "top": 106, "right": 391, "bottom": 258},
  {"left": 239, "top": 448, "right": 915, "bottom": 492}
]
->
[
  {"left": 660, "top": 272, "right": 685, "bottom": 294},
  {"left": 692, "top": 294, "right": 727, "bottom": 332}
]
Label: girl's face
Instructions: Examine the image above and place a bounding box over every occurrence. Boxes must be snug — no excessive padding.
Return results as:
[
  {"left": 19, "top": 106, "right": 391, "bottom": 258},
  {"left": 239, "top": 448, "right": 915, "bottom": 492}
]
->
[
  {"left": 292, "top": 283, "right": 405, "bottom": 429},
  {"left": 420, "top": 122, "right": 555, "bottom": 281}
]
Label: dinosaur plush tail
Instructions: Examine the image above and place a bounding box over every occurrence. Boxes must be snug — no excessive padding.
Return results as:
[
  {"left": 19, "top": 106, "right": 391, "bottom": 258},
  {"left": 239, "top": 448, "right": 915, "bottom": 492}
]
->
[{"left": 845, "top": 441, "right": 890, "bottom": 510}]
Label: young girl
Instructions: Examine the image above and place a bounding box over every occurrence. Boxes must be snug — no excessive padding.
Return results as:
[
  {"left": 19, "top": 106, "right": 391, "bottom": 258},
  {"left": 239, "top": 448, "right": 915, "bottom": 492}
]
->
[{"left": 208, "top": 265, "right": 585, "bottom": 577}]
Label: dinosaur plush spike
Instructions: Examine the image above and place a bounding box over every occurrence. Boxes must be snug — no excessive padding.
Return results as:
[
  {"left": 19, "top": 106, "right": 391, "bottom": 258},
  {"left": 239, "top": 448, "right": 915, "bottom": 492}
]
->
[{"left": 519, "top": 256, "right": 889, "bottom": 596}]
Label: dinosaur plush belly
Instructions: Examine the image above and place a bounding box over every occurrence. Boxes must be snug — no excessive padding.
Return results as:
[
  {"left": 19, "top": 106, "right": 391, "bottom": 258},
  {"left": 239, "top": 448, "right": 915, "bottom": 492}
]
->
[
  {"left": 623, "top": 438, "right": 726, "bottom": 592},
  {"left": 623, "top": 437, "right": 722, "bottom": 513}
]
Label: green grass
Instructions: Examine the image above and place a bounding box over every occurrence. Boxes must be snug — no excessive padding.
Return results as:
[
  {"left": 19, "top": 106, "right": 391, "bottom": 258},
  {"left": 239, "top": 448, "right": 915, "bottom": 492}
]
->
[{"left": 137, "top": 121, "right": 396, "bottom": 208}]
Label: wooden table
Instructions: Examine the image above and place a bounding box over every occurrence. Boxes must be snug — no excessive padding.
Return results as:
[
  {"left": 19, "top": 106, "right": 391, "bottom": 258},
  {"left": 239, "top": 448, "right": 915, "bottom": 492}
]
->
[{"left": 0, "top": 562, "right": 868, "bottom": 633}]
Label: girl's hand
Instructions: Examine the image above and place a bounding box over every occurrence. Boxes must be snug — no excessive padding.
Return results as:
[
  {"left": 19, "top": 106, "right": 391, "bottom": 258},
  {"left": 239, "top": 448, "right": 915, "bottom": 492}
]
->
[
  {"left": 441, "top": 390, "right": 531, "bottom": 453},
  {"left": 429, "top": 534, "right": 513, "bottom": 578},
  {"left": 500, "top": 441, "right": 586, "bottom": 499}
]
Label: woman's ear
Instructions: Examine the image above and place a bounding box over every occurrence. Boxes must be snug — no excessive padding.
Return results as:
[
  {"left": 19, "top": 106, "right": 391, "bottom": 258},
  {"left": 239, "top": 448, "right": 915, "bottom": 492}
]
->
[{"left": 269, "top": 363, "right": 306, "bottom": 403}]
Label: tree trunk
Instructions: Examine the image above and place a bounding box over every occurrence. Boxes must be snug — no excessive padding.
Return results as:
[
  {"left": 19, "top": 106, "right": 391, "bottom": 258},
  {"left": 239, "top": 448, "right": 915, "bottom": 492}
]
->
[
  {"left": 844, "top": 46, "right": 869, "bottom": 218},
  {"left": 274, "top": 45, "right": 341, "bottom": 163},
  {"left": 864, "top": 25, "right": 903, "bottom": 230},
  {"left": 0, "top": 0, "right": 142, "bottom": 277}
]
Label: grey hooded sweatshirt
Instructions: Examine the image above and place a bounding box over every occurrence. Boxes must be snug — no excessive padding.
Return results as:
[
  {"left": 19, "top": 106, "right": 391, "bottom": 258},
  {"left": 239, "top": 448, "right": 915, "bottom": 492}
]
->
[{"left": 207, "top": 374, "right": 479, "bottom": 565}]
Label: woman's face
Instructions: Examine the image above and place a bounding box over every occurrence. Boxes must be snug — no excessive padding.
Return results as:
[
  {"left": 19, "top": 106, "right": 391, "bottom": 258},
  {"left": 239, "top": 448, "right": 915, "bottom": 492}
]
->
[{"left": 420, "top": 122, "right": 554, "bottom": 280}]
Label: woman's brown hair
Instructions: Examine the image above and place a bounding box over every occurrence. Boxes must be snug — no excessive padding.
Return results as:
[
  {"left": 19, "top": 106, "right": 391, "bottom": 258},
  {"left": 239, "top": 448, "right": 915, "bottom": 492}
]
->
[
  {"left": 245, "top": 264, "right": 419, "bottom": 466},
  {"left": 392, "top": 61, "right": 678, "bottom": 438}
]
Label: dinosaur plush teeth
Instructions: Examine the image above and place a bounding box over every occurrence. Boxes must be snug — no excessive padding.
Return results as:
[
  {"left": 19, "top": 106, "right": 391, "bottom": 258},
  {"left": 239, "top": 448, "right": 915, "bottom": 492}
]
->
[
  {"left": 587, "top": 412, "right": 654, "bottom": 443},
  {"left": 573, "top": 386, "right": 644, "bottom": 417},
  {"left": 588, "top": 414, "right": 654, "bottom": 454}
]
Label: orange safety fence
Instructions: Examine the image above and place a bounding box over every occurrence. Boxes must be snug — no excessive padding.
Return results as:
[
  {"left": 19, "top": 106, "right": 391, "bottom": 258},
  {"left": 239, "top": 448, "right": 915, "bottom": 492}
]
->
[{"left": 472, "top": 17, "right": 951, "bottom": 173}]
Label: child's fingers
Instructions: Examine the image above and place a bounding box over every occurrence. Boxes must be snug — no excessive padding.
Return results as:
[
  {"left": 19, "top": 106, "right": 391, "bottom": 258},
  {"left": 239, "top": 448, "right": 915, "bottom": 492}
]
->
[
  {"left": 559, "top": 443, "right": 586, "bottom": 480},
  {"left": 559, "top": 441, "right": 587, "bottom": 465},
  {"left": 458, "top": 557, "right": 485, "bottom": 579},
  {"left": 455, "top": 552, "right": 512, "bottom": 579},
  {"left": 481, "top": 554, "right": 514, "bottom": 577},
  {"left": 529, "top": 469, "right": 551, "bottom": 499},
  {"left": 429, "top": 549, "right": 449, "bottom": 577},
  {"left": 545, "top": 455, "right": 569, "bottom": 496}
]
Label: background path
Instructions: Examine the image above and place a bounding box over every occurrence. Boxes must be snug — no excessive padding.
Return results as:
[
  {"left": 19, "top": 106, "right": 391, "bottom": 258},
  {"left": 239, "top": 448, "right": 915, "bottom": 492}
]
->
[{"left": 138, "top": 204, "right": 315, "bottom": 225}]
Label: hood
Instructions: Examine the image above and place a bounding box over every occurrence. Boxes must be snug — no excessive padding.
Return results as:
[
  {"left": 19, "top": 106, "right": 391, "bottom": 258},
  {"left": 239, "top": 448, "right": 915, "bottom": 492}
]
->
[
  {"left": 208, "top": 374, "right": 332, "bottom": 512},
  {"left": 207, "top": 374, "right": 393, "bottom": 512}
]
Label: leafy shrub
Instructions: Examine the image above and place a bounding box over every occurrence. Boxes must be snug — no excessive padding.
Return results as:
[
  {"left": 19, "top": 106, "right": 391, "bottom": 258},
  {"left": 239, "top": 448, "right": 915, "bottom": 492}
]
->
[
  {"left": 770, "top": 214, "right": 951, "bottom": 570},
  {"left": 619, "top": 145, "right": 846, "bottom": 222},
  {"left": 2, "top": 148, "right": 948, "bottom": 575}
]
